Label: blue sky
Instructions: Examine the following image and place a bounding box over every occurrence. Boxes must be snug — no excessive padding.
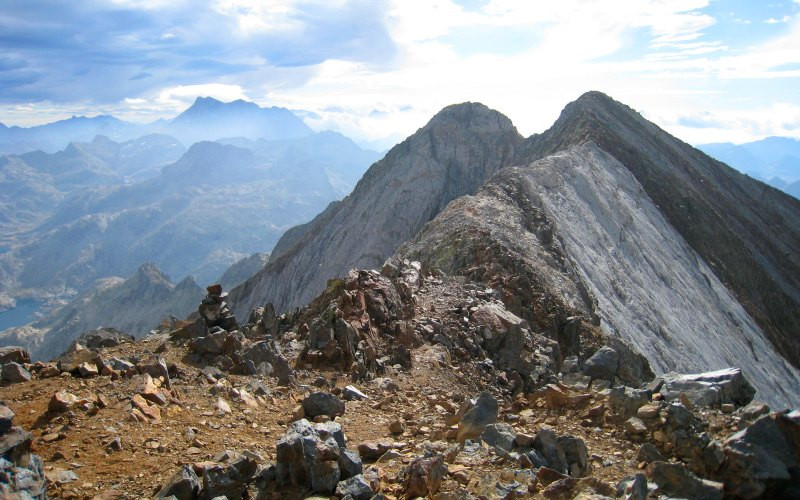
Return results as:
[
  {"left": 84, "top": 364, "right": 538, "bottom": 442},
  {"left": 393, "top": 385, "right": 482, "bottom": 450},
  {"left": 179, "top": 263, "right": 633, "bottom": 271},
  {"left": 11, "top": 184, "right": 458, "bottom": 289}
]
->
[{"left": 1, "top": 0, "right": 799, "bottom": 148}]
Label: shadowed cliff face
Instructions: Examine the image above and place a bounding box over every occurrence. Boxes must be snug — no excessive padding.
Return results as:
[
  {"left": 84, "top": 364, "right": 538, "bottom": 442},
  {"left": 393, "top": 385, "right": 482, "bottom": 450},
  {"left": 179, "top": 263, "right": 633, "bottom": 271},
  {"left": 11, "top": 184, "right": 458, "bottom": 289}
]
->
[
  {"left": 229, "top": 102, "right": 524, "bottom": 317},
  {"left": 524, "top": 92, "right": 800, "bottom": 371}
]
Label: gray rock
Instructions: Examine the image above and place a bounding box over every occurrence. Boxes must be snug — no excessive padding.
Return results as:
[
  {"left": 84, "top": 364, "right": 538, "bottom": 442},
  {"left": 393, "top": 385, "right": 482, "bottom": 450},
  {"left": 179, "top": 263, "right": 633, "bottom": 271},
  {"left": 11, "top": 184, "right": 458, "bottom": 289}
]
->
[
  {"left": 136, "top": 355, "right": 172, "bottom": 389},
  {"left": 338, "top": 448, "right": 363, "bottom": 480},
  {"left": 718, "top": 410, "right": 800, "bottom": 498},
  {"left": 276, "top": 419, "right": 346, "bottom": 494},
  {"left": 605, "top": 386, "right": 650, "bottom": 419},
  {"left": 659, "top": 367, "right": 755, "bottom": 408},
  {"left": 202, "top": 455, "right": 257, "bottom": 500},
  {"left": 156, "top": 465, "right": 201, "bottom": 499},
  {"left": 109, "top": 357, "right": 136, "bottom": 372},
  {"left": 0, "top": 404, "right": 14, "bottom": 434},
  {"left": 533, "top": 429, "right": 567, "bottom": 474},
  {"left": 456, "top": 392, "right": 498, "bottom": 443},
  {"left": 480, "top": 423, "right": 516, "bottom": 454},
  {"left": 741, "top": 401, "right": 770, "bottom": 421},
  {"left": 561, "top": 355, "right": 579, "bottom": 374},
  {"left": 582, "top": 346, "right": 618, "bottom": 381},
  {"left": 557, "top": 435, "right": 590, "bottom": 478},
  {"left": 335, "top": 474, "right": 374, "bottom": 500},
  {"left": 56, "top": 347, "right": 100, "bottom": 373},
  {"left": 71, "top": 327, "right": 134, "bottom": 350},
  {"left": 404, "top": 454, "right": 446, "bottom": 498},
  {"left": 636, "top": 443, "right": 664, "bottom": 463},
  {"left": 616, "top": 473, "right": 648, "bottom": 500},
  {"left": 647, "top": 461, "right": 723, "bottom": 500},
  {"left": 0, "top": 347, "right": 30, "bottom": 365},
  {"left": 560, "top": 372, "right": 591, "bottom": 390},
  {"left": 2, "top": 362, "right": 31, "bottom": 383},
  {"left": 239, "top": 340, "right": 294, "bottom": 385},
  {"left": 302, "top": 392, "right": 345, "bottom": 418}
]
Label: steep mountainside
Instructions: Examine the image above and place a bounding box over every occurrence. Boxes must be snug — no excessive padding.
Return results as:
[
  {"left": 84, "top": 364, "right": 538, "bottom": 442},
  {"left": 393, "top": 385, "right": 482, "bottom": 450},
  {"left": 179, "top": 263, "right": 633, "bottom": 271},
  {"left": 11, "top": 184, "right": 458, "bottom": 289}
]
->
[
  {"left": 524, "top": 92, "right": 800, "bottom": 370},
  {"left": 394, "top": 143, "right": 800, "bottom": 408},
  {"left": 229, "top": 92, "right": 800, "bottom": 406},
  {"left": 217, "top": 252, "right": 270, "bottom": 290},
  {"left": 229, "top": 103, "right": 524, "bottom": 317},
  {"left": 0, "top": 263, "right": 203, "bottom": 360}
]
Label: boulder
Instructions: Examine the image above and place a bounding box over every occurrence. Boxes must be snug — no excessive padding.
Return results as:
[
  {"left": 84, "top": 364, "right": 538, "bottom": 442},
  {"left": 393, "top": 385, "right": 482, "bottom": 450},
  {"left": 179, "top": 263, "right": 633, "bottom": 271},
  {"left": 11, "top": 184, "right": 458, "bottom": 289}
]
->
[
  {"left": 56, "top": 347, "right": 100, "bottom": 373},
  {"left": 239, "top": 340, "right": 294, "bottom": 385},
  {"left": 647, "top": 461, "right": 723, "bottom": 500},
  {"left": 557, "top": 435, "right": 590, "bottom": 478},
  {"left": 1, "top": 362, "right": 31, "bottom": 383},
  {"left": 0, "top": 404, "right": 14, "bottom": 434},
  {"left": 49, "top": 390, "right": 79, "bottom": 413},
  {"left": 616, "top": 473, "right": 648, "bottom": 500},
  {"left": 637, "top": 443, "right": 664, "bottom": 463},
  {"left": 276, "top": 419, "right": 353, "bottom": 494},
  {"left": 202, "top": 453, "right": 258, "bottom": 499},
  {"left": 156, "top": 465, "right": 201, "bottom": 499},
  {"left": 0, "top": 407, "right": 46, "bottom": 499},
  {"left": 71, "top": 327, "right": 134, "bottom": 350},
  {"left": 480, "top": 423, "right": 516, "bottom": 454},
  {"left": 717, "top": 410, "right": 800, "bottom": 498},
  {"left": 302, "top": 392, "right": 345, "bottom": 419},
  {"left": 0, "top": 346, "right": 30, "bottom": 365},
  {"left": 582, "top": 346, "right": 618, "bottom": 381},
  {"left": 335, "top": 474, "right": 374, "bottom": 500},
  {"left": 659, "top": 367, "right": 755, "bottom": 408},
  {"left": 456, "top": 392, "right": 498, "bottom": 443},
  {"left": 136, "top": 356, "right": 172, "bottom": 389},
  {"left": 533, "top": 429, "right": 567, "bottom": 474},
  {"left": 403, "top": 454, "right": 446, "bottom": 498}
]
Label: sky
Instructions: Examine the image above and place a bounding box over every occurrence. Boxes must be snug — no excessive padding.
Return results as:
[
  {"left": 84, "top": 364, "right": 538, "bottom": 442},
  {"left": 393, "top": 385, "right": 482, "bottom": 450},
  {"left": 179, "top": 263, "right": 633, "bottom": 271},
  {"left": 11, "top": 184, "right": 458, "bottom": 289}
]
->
[{"left": 1, "top": 0, "right": 799, "bottom": 149}]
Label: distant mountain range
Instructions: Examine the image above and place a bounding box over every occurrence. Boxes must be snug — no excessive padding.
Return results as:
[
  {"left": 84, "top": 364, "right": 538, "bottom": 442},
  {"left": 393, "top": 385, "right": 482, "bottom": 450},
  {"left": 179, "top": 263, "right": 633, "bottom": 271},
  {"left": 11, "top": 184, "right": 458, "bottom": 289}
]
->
[
  {"left": 0, "top": 97, "right": 380, "bottom": 356},
  {"left": 698, "top": 137, "right": 800, "bottom": 199},
  {"left": 0, "top": 96, "right": 313, "bottom": 155}
]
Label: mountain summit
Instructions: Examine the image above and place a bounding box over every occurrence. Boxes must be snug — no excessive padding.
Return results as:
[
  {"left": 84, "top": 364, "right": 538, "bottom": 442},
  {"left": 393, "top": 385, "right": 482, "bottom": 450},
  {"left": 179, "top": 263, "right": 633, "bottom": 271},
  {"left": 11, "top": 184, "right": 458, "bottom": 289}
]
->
[
  {"left": 228, "top": 101, "right": 523, "bottom": 316},
  {"left": 166, "top": 96, "right": 312, "bottom": 144}
]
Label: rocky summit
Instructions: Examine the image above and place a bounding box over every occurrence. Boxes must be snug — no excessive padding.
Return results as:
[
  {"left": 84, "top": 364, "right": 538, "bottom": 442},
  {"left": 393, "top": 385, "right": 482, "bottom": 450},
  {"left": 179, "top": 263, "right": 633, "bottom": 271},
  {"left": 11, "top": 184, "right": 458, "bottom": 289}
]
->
[{"left": 0, "top": 91, "right": 799, "bottom": 499}]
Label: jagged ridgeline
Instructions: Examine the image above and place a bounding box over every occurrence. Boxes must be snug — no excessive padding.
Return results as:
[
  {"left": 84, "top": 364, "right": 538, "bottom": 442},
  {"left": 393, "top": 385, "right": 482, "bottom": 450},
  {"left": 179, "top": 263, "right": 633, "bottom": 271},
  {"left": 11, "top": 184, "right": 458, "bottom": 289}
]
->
[{"left": 231, "top": 91, "right": 800, "bottom": 408}]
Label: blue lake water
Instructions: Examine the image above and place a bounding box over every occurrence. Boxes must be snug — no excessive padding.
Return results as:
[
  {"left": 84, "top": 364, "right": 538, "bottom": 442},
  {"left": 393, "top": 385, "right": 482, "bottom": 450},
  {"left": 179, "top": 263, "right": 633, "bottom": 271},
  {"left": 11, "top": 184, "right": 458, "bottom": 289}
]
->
[
  {"left": 0, "top": 246, "right": 9, "bottom": 254},
  {"left": 0, "top": 299, "right": 43, "bottom": 331}
]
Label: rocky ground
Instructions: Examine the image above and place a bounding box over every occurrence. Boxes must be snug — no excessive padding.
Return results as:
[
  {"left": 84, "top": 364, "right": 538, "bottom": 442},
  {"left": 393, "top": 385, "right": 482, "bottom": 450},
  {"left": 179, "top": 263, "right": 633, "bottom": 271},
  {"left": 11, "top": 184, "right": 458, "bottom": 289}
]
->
[{"left": 1, "top": 262, "right": 798, "bottom": 499}]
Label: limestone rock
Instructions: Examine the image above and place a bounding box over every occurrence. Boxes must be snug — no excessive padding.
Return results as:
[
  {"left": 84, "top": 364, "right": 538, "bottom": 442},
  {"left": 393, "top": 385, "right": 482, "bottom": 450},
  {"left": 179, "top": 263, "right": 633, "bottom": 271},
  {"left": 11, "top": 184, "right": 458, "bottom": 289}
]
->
[
  {"left": 0, "top": 346, "right": 30, "bottom": 365},
  {"left": 1, "top": 362, "right": 31, "bottom": 383},
  {"left": 335, "top": 474, "right": 374, "bottom": 500},
  {"left": 302, "top": 392, "right": 345, "bottom": 419},
  {"left": 404, "top": 454, "right": 446, "bottom": 498},
  {"left": 582, "top": 346, "right": 618, "bottom": 381},
  {"left": 456, "top": 392, "right": 498, "bottom": 443},
  {"left": 647, "top": 461, "right": 723, "bottom": 500},
  {"left": 156, "top": 465, "right": 201, "bottom": 499},
  {"left": 659, "top": 367, "right": 755, "bottom": 408}
]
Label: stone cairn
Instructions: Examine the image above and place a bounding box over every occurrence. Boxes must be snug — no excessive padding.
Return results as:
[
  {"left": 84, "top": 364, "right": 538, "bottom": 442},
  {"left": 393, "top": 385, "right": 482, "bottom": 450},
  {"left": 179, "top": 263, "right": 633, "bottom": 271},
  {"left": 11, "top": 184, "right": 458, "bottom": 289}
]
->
[{"left": 198, "top": 284, "right": 238, "bottom": 332}]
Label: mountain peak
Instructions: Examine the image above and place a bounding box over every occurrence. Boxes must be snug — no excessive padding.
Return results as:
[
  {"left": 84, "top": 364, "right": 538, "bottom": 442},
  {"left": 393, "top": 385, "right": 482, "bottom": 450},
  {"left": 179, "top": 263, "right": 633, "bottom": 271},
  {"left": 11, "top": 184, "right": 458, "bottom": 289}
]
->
[{"left": 426, "top": 102, "right": 516, "bottom": 133}]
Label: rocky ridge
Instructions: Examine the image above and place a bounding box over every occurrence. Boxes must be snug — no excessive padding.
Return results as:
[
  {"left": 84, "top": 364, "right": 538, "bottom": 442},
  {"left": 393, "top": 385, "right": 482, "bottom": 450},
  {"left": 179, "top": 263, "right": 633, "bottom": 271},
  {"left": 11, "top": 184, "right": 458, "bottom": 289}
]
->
[
  {"left": 392, "top": 142, "right": 800, "bottom": 408},
  {"left": 230, "top": 92, "right": 800, "bottom": 409},
  {"left": 0, "top": 262, "right": 797, "bottom": 499}
]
